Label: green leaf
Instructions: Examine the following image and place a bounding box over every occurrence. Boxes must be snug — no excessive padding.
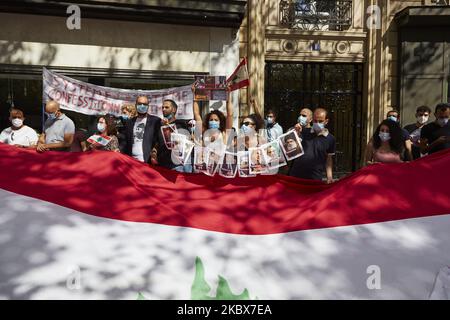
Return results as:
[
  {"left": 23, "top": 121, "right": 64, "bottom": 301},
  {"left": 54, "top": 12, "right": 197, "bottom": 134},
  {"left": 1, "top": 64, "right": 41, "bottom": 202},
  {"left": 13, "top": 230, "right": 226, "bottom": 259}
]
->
[
  {"left": 216, "top": 275, "right": 250, "bottom": 300},
  {"left": 191, "top": 256, "right": 252, "bottom": 300},
  {"left": 137, "top": 292, "right": 147, "bottom": 300},
  {"left": 191, "top": 257, "right": 213, "bottom": 300}
]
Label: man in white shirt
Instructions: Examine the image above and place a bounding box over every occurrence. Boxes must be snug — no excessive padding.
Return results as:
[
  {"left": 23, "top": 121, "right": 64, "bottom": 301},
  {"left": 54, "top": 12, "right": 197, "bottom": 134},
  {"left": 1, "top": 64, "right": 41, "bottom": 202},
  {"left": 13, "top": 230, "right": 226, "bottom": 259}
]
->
[
  {"left": 264, "top": 109, "right": 283, "bottom": 142},
  {"left": 0, "top": 108, "right": 38, "bottom": 148}
]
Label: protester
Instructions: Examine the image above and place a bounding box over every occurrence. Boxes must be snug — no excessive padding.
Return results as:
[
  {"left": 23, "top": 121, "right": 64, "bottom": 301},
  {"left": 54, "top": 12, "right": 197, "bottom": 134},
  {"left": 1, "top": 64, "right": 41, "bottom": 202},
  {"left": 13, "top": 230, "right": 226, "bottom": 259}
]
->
[
  {"left": 264, "top": 109, "right": 283, "bottom": 142},
  {"left": 420, "top": 103, "right": 450, "bottom": 155},
  {"left": 36, "top": 100, "right": 75, "bottom": 152},
  {"left": 289, "top": 108, "right": 336, "bottom": 183},
  {"left": 71, "top": 129, "right": 88, "bottom": 152},
  {"left": 122, "top": 96, "right": 161, "bottom": 163},
  {"left": 87, "top": 115, "right": 120, "bottom": 152},
  {"left": 0, "top": 108, "right": 38, "bottom": 147},
  {"left": 192, "top": 87, "right": 235, "bottom": 174},
  {"left": 386, "top": 109, "right": 413, "bottom": 161},
  {"left": 156, "top": 99, "right": 192, "bottom": 172},
  {"left": 238, "top": 98, "right": 266, "bottom": 150},
  {"left": 403, "top": 105, "right": 432, "bottom": 160},
  {"left": 193, "top": 88, "right": 233, "bottom": 145},
  {"left": 121, "top": 104, "right": 137, "bottom": 120},
  {"left": 118, "top": 104, "right": 137, "bottom": 153},
  {"left": 364, "top": 120, "right": 404, "bottom": 165},
  {"left": 293, "top": 107, "right": 313, "bottom": 132}
]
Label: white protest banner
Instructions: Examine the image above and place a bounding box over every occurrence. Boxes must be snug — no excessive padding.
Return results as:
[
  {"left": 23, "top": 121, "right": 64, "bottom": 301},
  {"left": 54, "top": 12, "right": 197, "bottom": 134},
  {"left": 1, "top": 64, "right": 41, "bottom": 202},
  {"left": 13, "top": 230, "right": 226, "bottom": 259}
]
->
[{"left": 42, "top": 68, "right": 194, "bottom": 119}]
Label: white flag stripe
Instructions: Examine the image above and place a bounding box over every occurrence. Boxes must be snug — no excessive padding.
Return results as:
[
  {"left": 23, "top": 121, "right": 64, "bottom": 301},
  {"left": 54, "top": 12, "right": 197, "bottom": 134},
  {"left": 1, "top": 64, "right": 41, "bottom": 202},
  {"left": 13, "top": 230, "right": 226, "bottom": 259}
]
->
[{"left": 0, "top": 188, "right": 449, "bottom": 300}]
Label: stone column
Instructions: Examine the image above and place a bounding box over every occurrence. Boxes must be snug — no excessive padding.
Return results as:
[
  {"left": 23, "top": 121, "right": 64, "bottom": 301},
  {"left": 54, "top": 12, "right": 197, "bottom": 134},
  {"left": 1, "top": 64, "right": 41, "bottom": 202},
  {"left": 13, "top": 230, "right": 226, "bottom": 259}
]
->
[{"left": 247, "top": 0, "right": 267, "bottom": 117}]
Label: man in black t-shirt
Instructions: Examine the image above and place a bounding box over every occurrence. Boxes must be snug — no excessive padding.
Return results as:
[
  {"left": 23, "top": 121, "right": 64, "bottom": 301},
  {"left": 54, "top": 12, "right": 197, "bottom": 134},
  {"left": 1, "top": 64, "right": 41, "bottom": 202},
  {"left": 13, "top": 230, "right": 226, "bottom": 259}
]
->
[
  {"left": 420, "top": 103, "right": 450, "bottom": 155},
  {"left": 403, "top": 105, "right": 432, "bottom": 160},
  {"left": 156, "top": 99, "right": 192, "bottom": 172},
  {"left": 289, "top": 108, "right": 336, "bottom": 183}
]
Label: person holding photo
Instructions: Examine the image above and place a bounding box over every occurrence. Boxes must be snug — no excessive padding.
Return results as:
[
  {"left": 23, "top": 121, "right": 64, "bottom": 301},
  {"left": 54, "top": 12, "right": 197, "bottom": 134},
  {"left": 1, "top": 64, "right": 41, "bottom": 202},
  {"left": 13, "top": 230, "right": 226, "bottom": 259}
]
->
[
  {"left": 192, "top": 84, "right": 233, "bottom": 165},
  {"left": 192, "top": 85, "right": 233, "bottom": 144},
  {"left": 289, "top": 108, "right": 336, "bottom": 184},
  {"left": 156, "top": 99, "right": 192, "bottom": 172}
]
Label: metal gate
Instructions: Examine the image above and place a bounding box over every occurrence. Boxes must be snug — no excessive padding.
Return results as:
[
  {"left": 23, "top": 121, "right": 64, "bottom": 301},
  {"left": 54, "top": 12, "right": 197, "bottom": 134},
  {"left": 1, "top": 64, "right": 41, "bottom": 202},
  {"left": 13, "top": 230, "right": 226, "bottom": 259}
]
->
[{"left": 264, "top": 62, "right": 364, "bottom": 175}]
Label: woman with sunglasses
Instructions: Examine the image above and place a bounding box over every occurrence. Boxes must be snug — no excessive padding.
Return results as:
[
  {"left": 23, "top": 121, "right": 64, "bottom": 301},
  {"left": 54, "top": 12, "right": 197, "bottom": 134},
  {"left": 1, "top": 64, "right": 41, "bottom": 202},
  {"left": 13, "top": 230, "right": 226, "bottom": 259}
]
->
[{"left": 238, "top": 98, "right": 266, "bottom": 150}]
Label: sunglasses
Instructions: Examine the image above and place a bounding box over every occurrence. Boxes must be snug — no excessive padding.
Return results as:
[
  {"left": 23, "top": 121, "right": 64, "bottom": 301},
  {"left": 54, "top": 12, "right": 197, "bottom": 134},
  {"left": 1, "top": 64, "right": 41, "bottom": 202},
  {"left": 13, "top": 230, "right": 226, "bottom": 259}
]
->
[{"left": 243, "top": 121, "right": 255, "bottom": 126}]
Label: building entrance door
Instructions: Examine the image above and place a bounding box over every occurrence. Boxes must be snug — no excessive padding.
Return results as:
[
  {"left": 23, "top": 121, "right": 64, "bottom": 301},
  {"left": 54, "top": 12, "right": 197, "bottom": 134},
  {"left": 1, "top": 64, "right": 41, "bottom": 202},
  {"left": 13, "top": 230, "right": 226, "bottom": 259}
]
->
[{"left": 265, "top": 62, "right": 364, "bottom": 175}]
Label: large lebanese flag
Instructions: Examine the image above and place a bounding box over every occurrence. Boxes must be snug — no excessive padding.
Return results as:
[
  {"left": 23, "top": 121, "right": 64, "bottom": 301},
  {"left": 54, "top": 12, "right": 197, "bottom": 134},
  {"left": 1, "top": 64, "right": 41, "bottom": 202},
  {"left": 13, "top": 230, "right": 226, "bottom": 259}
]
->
[{"left": 0, "top": 142, "right": 449, "bottom": 299}]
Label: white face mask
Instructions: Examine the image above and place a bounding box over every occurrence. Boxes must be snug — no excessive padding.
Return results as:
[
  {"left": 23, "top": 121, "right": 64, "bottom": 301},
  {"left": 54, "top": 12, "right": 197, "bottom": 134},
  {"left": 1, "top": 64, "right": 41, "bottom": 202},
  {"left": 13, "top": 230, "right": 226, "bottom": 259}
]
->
[
  {"left": 416, "top": 115, "right": 429, "bottom": 124},
  {"left": 97, "top": 123, "right": 106, "bottom": 133},
  {"left": 11, "top": 118, "right": 23, "bottom": 128},
  {"left": 437, "top": 118, "right": 449, "bottom": 127},
  {"left": 379, "top": 132, "right": 391, "bottom": 142}
]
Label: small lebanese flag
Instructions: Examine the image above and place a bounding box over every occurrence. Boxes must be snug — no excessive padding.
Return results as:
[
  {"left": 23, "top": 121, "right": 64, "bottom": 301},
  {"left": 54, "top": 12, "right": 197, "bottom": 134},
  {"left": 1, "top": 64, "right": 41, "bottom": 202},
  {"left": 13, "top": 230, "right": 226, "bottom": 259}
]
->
[
  {"left": 227, "top": 57, "right": 250, "bottom": 91},
  {"left": 0, "top": 142, "right": 449, "bottom": 299},
  {"left": 87, "top": 134, "right": 111, "bottom": 147}
]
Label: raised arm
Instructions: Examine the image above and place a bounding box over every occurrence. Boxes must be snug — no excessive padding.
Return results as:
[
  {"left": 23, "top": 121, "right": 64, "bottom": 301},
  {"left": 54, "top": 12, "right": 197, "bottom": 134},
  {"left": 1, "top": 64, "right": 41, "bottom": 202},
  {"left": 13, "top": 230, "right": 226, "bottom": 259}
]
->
[
  {"left": 250, "top": 97, "right": 263, "bottom": 119},
  {"left": 225, "top": 89, "right": 233, "bottom": 131},
  {"left": 192, "top": 83, "right": 203, "bottom": 127}
]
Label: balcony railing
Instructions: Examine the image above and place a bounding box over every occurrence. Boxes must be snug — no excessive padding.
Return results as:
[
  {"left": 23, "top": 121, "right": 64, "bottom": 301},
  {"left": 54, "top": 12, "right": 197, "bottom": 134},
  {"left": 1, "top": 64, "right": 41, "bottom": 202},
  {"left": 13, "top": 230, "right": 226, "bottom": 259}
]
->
[{"left": 280, "top": 0, "right": 352, "bottom": 31}]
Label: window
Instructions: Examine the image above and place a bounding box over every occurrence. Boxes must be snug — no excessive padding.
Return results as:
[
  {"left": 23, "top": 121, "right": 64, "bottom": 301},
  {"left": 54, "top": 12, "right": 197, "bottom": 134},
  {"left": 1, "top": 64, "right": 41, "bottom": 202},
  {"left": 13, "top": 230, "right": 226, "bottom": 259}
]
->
[{"left": 280, "top": 0, "right": 353, "bottom": 31}]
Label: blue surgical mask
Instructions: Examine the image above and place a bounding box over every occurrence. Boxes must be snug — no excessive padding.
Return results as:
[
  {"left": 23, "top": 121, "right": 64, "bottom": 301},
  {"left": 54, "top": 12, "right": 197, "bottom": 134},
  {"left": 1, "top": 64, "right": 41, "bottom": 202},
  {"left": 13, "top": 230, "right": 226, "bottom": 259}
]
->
[
  {"left": 121, "top": 115, "right": 129, "bottom": 121},
  {"left": 298, "top": 115, "right": 308, "bottom": 126},
  {"left": 97, "top": 123, "right": 106, "bottom": 133},
  {"left": 46, "top": 112, "right": 57, "bottom": 120},
  {"left": 165, "top": 113, "right": 173, "bottom": 120},
  {"left": 267, "top": 117, "right": 273, "bottom": 125},
  {"left": 209, "top": 120, "right": 220, "bottom": 130},
  {"left": 136, "top": 104, "right": 149, "bottom": 114},
  {"left": 388, "top": 116, "right": 398, "bottom": 122},
  {"left": 313, "top": 122, "right": 325, "bottom": 133},
  {"left": 379, "top": 132, "right": 391, "bottom": 142}
]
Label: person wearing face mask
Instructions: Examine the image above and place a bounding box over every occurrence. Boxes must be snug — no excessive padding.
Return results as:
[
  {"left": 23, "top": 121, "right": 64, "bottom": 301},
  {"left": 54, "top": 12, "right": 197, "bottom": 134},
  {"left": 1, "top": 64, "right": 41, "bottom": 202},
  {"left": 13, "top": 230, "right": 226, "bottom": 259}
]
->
[
  {"left": 264, "top": 110, "right": 283, "bottom": 142},
  {"left": 87, "top": 115, "right": 120, "bottom": 152},
  {"left": 289, "top": 108, "right": 336, "bottom": 183},
  {"left": 385, "top": 109, "right": 413, "bottom": 161},
  {"left": 37, "top": 100, "right": 75, "bottom": 152},
  {"left": 192, "top": 86, "right": 233, "bottom": 148},
  {"left": 0, "top": 108, "right": 38, "bottom": 148},
  {"left": 118, "top": 104, "right": 137, "bottom": 153},
  {"left": 403, "top": 106, "right": 432, "bottom": 160},
  {"left": 364, "top": 120, "right": 404, "bottom": 165},
  {"left": 122, "top": 96, "right": 161, "bottom": 163},
  {"left": 420, "top": 103, "right": 450, "bottom": 155},
  {"left": 156, "top": 99, "right": 193, "bottom": 171},
  {"left": 293, "top": 108, "right": 313, "bottom": 136}
]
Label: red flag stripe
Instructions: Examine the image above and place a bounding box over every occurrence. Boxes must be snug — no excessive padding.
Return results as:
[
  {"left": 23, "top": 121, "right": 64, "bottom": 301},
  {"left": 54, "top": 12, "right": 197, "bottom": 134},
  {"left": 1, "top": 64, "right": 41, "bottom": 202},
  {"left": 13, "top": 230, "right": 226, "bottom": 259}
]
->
[{"left": 0, "top": 143, "right": 449, "bottom": 235}]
